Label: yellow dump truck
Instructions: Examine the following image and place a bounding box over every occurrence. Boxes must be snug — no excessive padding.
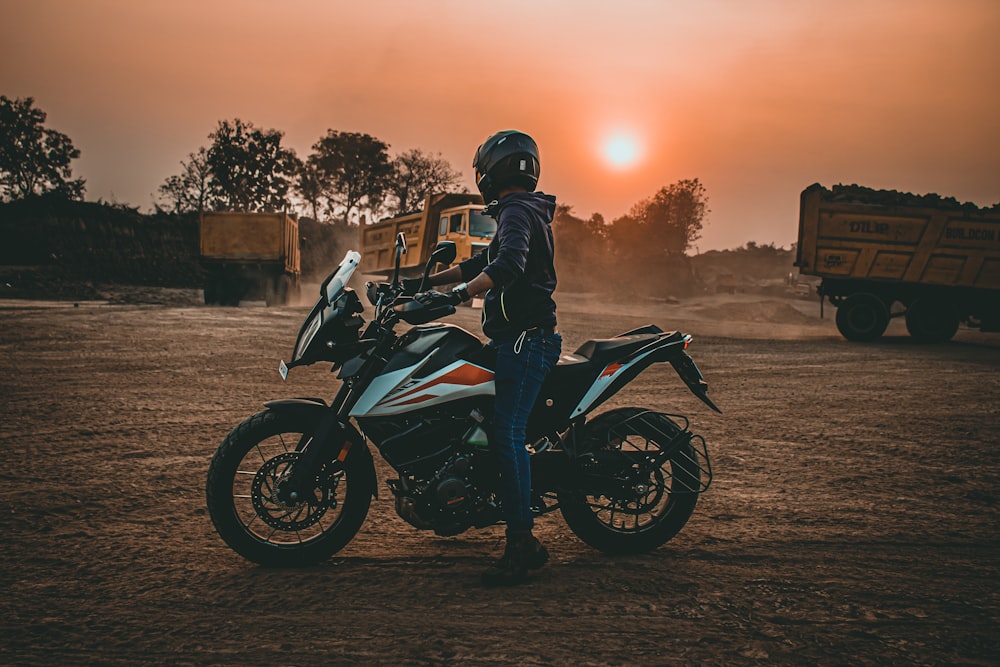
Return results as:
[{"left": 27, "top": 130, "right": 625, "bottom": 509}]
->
[
  {"left": 199, "top": 212, "right": 300, "bottom": 306},
  {"left": 796, "top": 183, "right": 1000, "bottom": 342},
  {"left": 360, "top": 193, "right": 490, "bottom": 280}
]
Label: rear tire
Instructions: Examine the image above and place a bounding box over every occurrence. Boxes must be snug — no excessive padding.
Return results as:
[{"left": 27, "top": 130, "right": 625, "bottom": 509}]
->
[
  {"left": 203, "top": 275, "right": 219, "bottom": 306},
  {"left": 264, "top": 274, "right": 279, "bottom": 307},
  {"left": 905, "top": 297, "right": 959, "bottom": 343},
  {"left": 835, "top": 292, "right": 889, "bottom": 342},
  {"left": 206, "top": 410, "right": 373, "bottom": 566},
  {"left": 265, "top": 274, "right": 293, "bottom": 306},
  {"left": 220, "top": 273, "right": 242, "bottom": 307},
  {"left": 559, "top": 408, "right": 701, "bottom": 555}
]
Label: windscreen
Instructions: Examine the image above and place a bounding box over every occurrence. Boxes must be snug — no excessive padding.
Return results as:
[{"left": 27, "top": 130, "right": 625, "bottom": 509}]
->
[
  {"left": 469, "top": 210, "right": 497, "bottom": 238},
  {"left": 324, "top": 250, "right": 361, "bottom": 305}
]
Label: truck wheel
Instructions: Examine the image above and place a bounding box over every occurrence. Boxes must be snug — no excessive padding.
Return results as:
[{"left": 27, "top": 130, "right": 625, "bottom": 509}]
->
[
  {"left": 835, "top": 293, "right": 889, "bottom": 342},
  {"left": 265, "top": 274, "right": 293, "bottom": 306},
  {"left": 905, "top": 297, "right": 959, "bottom": 343},
  {"left": 220, "top": 274, "right": 242, "bottom": 307},
  {"left": 264, "top": 275, "right": 278, "bottom": 306},
  {"left": 203, "top": 275, "right": 219, "bottom": 305}
]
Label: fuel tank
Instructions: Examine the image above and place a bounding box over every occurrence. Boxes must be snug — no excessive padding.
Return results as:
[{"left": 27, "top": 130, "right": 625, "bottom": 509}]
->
[{"left": 383, "top": 323, "right": 491, "bottom": 377}]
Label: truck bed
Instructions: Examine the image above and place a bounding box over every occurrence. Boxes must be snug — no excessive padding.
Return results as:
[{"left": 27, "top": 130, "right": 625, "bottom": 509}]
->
[
  {"left": 796, "top": 184, "right": 1000, "bottom": 290},
  {"left": 200, "top": 212, "right": 299, "bottom": 274}
]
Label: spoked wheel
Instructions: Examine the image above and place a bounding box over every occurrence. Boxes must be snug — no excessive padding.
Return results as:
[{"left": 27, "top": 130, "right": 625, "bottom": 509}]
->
[
  {"left": 559, "top": 407, "right": 703, "bottom": 555},
  {"left": 206, "top": 410, "right": 373, "bottom": 566}
]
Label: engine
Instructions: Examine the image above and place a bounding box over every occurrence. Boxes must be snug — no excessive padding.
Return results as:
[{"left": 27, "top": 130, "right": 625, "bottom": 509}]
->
[{"left": 390, "top": 450, "right": 500, "bottom": 536}]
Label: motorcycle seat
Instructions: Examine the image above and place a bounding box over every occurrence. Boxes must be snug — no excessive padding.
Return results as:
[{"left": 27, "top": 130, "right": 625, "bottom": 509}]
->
[{"left": 574, "top": 333, "right": 663, "bottom": 365}]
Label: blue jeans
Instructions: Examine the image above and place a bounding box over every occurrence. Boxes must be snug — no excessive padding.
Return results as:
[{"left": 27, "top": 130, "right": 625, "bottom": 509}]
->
[{"left": 491, "top": 332, "right": 562, "bottom": 531}]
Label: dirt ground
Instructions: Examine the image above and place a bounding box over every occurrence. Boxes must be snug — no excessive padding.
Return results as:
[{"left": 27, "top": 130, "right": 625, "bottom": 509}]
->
[{"left": 1, "top": 286, "right": 998, "bottom": 666}]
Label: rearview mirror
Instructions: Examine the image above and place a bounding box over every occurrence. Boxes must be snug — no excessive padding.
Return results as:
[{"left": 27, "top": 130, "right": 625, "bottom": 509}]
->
[
  {"left": 392, "top": 232, "right": 408, "bottom": 286},
  {"left": 419, "top": 241, "right": 457, "bottom": 290},
  {"left": 429, "top": 241, "right": 457, "bottom": 266}
]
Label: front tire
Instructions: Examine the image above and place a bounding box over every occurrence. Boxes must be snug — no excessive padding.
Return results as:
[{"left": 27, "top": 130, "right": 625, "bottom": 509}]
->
[
  {"left": 206, "top": 410, "right": 373, "bottom": 566},
  {"left": 559, "top": 408, "right": 702, "bottom": 555}
]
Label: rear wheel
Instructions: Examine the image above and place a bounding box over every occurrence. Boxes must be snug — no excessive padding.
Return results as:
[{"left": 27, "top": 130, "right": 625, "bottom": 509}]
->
[
  {"left": 559, "top": 408, "right": 703, "bottom": 555},
  {"left": 835, "top": 292, "right": 890, "bottom": 342},
  {"left": 206, "top": 410, "right": 373, "bottom": 566},
  {"left": 203, "top": 274, "right": 219, "bottom": 305},
  {"left": 216, "top": 272, "right": 242, "bottom": 307},
  {"left": 265, "top": 274, "right": 294, "bottom": 306},
  {"left": 905, "top": 296, "right": 959, "bottom": 343}
]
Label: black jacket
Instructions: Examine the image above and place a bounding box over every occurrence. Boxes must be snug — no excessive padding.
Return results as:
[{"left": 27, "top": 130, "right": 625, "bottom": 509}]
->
[{"left": 458, "top": 191, "right": 558, "bottom": 341}]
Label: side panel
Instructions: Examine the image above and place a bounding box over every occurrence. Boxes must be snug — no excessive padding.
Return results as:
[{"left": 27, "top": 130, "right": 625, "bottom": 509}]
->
[
  {"left": 349, "top": 357, "right": 432, "bottom": 417},
  {"left": 570, "top": 346, "right": 661, "bottom": 418},
  {"left": 352, "top": 359, "right": 495, "bottom": 418}
]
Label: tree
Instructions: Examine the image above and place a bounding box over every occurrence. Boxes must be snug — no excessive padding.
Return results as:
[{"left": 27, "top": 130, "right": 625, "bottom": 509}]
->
[
  {"left": 552, "top": 204, "right": 610, "bottom": 290},
  {"left": 294, "top": 160, "right": 324, "bottom": 222},
  {"left": 386, "top": 148, "right": 465, "bottom": 215},
  {"left": 308, "top": 130, "right": 392, "bottom": 224},
  {"left": 610, "top": 178, "right": 708, "bottom": 260},
  {"left": 206, "top": 119, "right": 300, "bottom": 212},
  {"left": 0, "top": 95, "right": 85, "bottom": 201},
  {"left": 157, "top": 146, "right": 212, "bottom": 214}
]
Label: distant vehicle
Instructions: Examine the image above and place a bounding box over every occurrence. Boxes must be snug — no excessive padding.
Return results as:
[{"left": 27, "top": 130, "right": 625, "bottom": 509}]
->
[
  {"left": 360, "top": 193, "right": 491, "bottom": 280},
  {"left": 199, "top": 212, "right": 301, "bottom": 307},
  {"left": 795, "top": 183, "right": 1000, "bottom": 342}
]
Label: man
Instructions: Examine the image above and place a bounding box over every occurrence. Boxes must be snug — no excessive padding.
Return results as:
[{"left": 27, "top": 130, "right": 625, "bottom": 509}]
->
[{"left": 412, "top": 130, "right": 561, "bottom": 586}]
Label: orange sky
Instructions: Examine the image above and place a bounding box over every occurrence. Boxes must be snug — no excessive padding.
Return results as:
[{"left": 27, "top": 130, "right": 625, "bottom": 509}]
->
[{"left": 2, "top": 0, "right": 998, "bottom": 250}]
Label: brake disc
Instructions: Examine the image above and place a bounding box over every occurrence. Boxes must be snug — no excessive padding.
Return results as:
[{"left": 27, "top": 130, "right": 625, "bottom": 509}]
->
[{"left": 251, "top": 452, "right": 332, "bottom": 531}]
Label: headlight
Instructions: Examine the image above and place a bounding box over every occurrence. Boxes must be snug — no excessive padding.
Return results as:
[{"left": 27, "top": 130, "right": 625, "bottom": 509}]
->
[{"left": 293, "top": 311, "right": 323, "bottom": 362}]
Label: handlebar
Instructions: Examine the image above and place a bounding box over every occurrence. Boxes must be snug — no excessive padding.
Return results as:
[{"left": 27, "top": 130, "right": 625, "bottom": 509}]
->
[{"left": 392, "top": 293, "right": 457, "bottom": 325}]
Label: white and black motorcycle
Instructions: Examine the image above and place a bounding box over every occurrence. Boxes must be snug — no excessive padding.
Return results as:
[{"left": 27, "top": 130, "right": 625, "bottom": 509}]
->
[{"left": 206, "top": 236, "right": 721, "bottom": 566}]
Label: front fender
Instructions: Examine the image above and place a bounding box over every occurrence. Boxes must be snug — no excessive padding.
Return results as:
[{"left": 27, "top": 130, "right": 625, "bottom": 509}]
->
[{"left": 262, "top": 399, "right": 378, "bottom": 499}]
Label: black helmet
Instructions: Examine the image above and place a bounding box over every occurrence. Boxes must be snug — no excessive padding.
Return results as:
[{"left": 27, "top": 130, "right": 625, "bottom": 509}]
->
[{"left": 472, "top": 130, "right": 540, "bottom": 202}]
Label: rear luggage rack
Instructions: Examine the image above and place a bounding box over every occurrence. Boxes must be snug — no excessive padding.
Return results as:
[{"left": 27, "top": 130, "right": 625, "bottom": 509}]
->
[{"left": 606, "top": 410, "right": 713, "bottom": 494}]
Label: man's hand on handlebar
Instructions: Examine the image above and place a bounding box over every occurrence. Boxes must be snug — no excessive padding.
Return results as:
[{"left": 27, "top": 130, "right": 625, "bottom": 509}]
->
[{"left": 414, "top": 290, "right": 462, "bottom": 307}]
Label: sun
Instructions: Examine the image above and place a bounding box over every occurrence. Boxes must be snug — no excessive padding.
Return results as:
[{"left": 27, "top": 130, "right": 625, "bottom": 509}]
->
[{"left": 601, "top": 132, "right": 641, "bottom": 169}]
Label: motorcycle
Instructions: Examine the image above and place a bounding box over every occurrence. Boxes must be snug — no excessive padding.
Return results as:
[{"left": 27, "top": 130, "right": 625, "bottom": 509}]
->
[{"left": 206, "top": 235, "right": 721, "bottom": 566}]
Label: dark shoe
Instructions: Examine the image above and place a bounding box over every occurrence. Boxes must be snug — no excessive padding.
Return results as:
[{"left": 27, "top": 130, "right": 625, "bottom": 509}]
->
[{"left": 481, "top": 530, "right": 549, "bottom": 587}]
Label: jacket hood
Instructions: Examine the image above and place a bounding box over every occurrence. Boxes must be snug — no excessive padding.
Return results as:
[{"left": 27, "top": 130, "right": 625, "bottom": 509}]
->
[{"left": 496, "top": 191, "right": 557, "bottom": 224}]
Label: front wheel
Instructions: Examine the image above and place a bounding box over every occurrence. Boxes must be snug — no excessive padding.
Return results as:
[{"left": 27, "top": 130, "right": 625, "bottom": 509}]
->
[
  {"left": 206, "top": 410, "right": 373, "bottom": 566},
  {"left": 559, "top": 408, "right": 703, "bottom": 555}
]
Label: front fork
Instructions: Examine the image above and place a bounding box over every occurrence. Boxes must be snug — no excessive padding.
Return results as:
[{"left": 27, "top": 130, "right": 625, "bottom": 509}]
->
[
  {"left": 277, "top": 337, "right": 392, "bottom": 503},
  {"left": 278, "top": 407, "right": 352, "bottom": 504}
]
